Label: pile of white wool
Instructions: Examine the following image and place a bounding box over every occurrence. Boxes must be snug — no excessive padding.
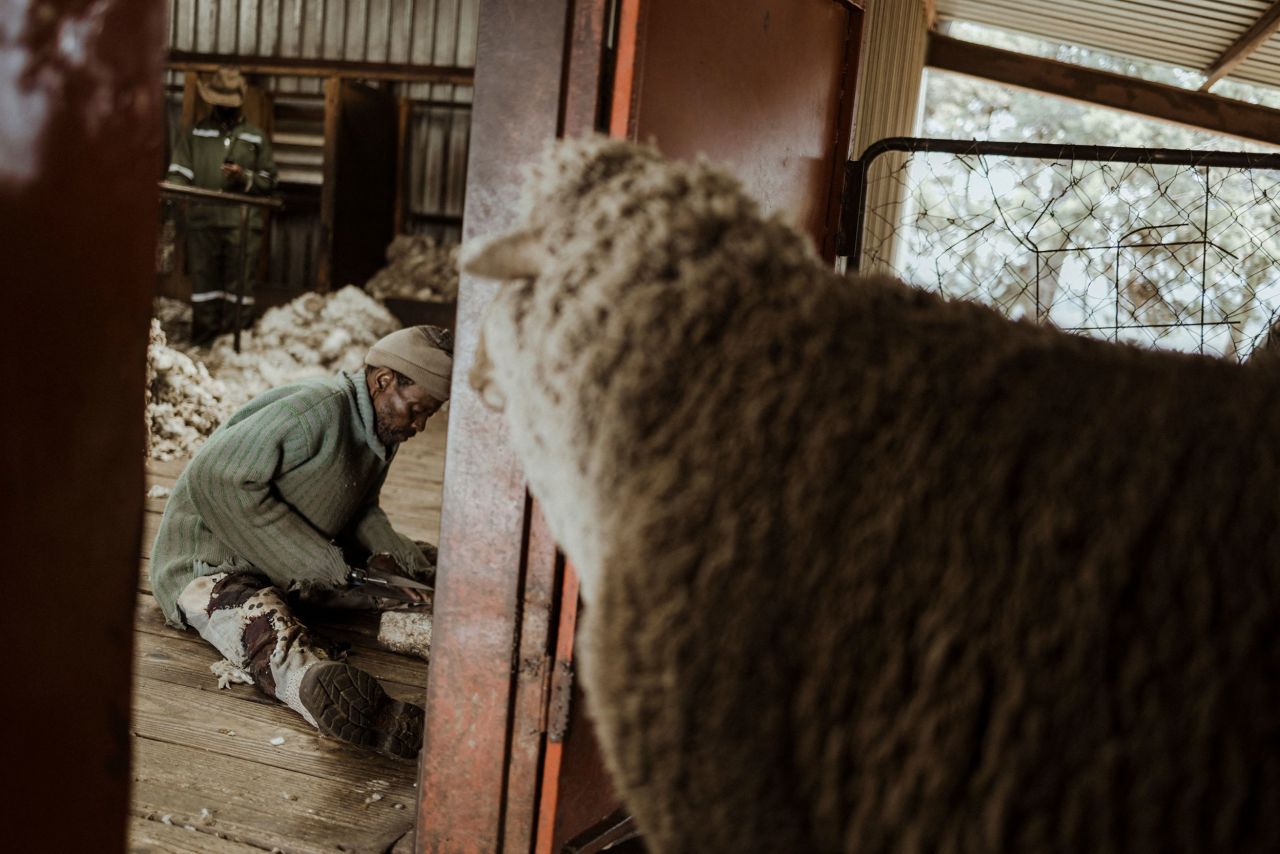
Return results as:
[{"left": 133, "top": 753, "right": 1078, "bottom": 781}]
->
[
  {"left": 364, "top": 235, "right": 459, "bottom": 303},
  {"left": 198, "top": 285, "right": 400, "bottom": 410},
  {"left": 145, "top": 319, "right": 232, "bottom": 461}
]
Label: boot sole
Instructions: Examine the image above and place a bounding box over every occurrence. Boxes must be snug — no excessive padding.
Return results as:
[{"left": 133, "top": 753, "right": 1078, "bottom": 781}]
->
[{"left": 300, "top": 662, "right": 424, "bottom": 759}]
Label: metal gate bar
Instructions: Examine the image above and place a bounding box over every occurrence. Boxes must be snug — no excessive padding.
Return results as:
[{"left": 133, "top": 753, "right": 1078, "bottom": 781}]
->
[{"left": 839, "top": 137, "right": 1280, "bottom": 360}]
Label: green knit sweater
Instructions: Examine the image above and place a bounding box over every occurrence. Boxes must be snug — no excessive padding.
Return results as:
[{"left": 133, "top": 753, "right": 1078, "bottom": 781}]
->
[{"left": 150, "top": 370, "right": 429, "bottom": 627}]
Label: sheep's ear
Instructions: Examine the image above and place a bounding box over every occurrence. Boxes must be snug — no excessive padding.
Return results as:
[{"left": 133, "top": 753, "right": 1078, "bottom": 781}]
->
[{"left": 462, "top": 230, "right": 546, "bottom": 280}]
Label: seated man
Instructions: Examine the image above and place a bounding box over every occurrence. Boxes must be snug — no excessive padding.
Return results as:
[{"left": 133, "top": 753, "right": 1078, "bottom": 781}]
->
[{"left": 150, "top": 325, "right": 452, "bottom": 759}]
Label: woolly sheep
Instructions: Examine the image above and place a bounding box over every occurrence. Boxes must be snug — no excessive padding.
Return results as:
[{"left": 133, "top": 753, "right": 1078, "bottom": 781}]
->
[{"left": 463, "top": 137, "right": 1280, "bottom": 853}]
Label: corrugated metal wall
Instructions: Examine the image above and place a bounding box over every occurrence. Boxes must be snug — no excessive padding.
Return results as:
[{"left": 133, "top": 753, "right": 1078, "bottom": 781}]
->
[
  {"left": 163, "top": 0, "right": 476, "bottom": 290},
  {"left": 406, "top": 101, "right": 469, "bottom": 229},
  {"left": 852, "top": 0, "right": 929, "bottom": 272},
  {"left": 165, "top": 0, "right": 477, "bottom": 99}
]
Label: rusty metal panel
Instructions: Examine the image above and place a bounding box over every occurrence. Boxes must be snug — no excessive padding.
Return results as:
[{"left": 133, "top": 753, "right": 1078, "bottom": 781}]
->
[
  {"left": 532, "top": 8, "right": 625, "bottom": 846},
  {"left": 532, "top": 565, "right": 629, "bottom": 854},
  {"left": 502, "top": 508, "right": 562, "bottom": 853},
  {"left": 548, "top": 682, "right": 624, "bottom": 852},
  {"left": 0, "top": 0, "right": 165, "bottom": 849},
  {"left": 416, "top": 0, "right": 570, "bottom": 849},
  {"left": 607, "top": 0, "right": 641, "bottom": 138},
  {"left": 562, "top": 0, "right": 610, "bottom": 136},
  {"left": 626, "top": 0, "right": 859, "bottom": 257},
  {"left": 535, "top": 565, "right": 582, "bottom": 853}
]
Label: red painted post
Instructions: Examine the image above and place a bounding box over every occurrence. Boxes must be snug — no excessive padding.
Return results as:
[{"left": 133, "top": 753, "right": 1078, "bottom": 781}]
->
[{"left": 415, "top": 1, "right": 572, "bottom": 850}]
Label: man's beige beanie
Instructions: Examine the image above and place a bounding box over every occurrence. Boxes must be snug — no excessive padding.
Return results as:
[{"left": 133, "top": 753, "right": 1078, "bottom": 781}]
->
[{"left": 366, "top": 326, "right": 452, "bottom": 401}]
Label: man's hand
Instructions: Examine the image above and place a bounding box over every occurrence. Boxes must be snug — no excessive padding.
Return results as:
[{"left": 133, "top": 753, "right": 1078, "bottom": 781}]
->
[
  {"left": 222, "top": 162, "right": 252, "bottom": 192},
  {"left": 386, "top": 587, "right": 431, "bottom": 606},
  {"left": 366, "top": 552, "right": 432, "bottom": 605}
]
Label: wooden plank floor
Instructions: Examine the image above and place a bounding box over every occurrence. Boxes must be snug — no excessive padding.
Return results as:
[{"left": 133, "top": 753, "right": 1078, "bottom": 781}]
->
[{"left": 129, "top": 413, "right": 447, "bottom": 854}]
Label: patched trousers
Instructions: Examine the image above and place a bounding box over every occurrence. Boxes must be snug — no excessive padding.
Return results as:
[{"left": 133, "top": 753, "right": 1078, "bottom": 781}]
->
[{"left": 177, "top": 571, "right": 328, "bottom": 726}]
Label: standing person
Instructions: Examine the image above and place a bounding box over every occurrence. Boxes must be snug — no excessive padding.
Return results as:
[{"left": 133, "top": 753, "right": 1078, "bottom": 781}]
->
[
  {"left": 166, "top": 65, "right": 278, "bottom": 345},
  {"left": 149, "top": 326, "right": 453, "bottom": 758}
]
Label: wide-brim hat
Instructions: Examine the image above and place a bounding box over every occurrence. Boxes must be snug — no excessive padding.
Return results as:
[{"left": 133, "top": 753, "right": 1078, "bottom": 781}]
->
[{"left": 198, "top": 66, "right": 245, "bottom": 108}]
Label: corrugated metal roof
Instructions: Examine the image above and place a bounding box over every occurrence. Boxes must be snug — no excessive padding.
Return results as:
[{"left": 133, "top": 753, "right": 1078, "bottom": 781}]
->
[
  {"left": 937, "top": 0, "right": 1280, "bottom": 91},
  {"left": 166, "top": 0, "right": 477, "bottom": 99},
  {"left": 1237, "top": 36, "right": 1280, "bottom": 88}
]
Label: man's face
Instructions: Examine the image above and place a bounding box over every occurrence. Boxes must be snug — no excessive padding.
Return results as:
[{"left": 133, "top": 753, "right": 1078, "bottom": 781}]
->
[
  {"left": 371, "top": 371, "right": 444, "bottom": 446},
  {"left": 213, "top": 105, "right": 240, "bottom": 124}
]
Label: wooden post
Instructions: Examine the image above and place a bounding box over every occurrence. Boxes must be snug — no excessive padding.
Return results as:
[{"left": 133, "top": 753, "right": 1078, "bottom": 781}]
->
[
  {"left": 318, "top": 77, "right": 340, "bottom": 292},
  {"left": 394, "top": 96, "right": 413, "bottom": 237}
]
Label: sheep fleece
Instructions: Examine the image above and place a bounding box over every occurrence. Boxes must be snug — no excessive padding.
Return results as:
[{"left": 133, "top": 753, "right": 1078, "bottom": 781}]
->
[{"left": 470, "top": 138, "right": 1280, "bottom": 853}]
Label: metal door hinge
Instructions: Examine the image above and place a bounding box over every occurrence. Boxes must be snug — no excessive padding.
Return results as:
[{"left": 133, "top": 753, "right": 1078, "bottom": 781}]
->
[{"left": 547, "top": 660, "right": 574, "bottom": 743}]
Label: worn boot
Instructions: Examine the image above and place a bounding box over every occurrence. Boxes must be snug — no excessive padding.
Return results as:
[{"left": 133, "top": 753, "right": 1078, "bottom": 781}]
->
[
  {"left": 298, "top": 661, "right": 425, "bottom": 759},
  {"left": 178, "top": 571, "right": 425, "bottom": 760}
]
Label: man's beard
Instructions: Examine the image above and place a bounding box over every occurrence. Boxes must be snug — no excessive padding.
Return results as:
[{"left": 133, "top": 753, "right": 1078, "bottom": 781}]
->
[{"left": 373, "top": 400, "right": 414, "bottom": 446}]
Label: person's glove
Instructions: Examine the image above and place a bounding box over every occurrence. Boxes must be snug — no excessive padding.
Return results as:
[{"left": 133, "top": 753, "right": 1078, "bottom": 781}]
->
[
  {"left": 411, "top": 541, "right": 438, "bottom": 586},
  {"left": 363, "top": 552, "right": 432, "bottom": 606}
]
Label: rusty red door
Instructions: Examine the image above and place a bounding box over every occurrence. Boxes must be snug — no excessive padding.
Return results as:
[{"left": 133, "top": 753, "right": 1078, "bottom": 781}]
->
[{"left": 613, "top": 0, "right": 863, "bottom": 261}]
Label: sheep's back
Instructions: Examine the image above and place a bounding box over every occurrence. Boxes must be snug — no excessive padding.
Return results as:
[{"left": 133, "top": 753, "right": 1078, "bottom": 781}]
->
[{"left": 581, "top": 275, "right": 1280, "bottom": 853}]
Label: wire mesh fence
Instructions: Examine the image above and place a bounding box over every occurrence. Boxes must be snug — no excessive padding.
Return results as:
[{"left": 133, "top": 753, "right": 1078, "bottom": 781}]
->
[{"left": 842, "top": 138, "right": 1280, "bottom": 362}]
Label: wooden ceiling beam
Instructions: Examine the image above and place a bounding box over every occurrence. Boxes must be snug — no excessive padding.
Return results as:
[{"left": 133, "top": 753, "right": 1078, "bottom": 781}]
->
[
  {"left": 1200, "top": 1, "right": 1280, "bottom": 91},
  {"left": 927, "top": 33, "right": 1280, "bottom": 149},
  {"left": 167, "top": 51, "right": 474, "bottom": 85}
]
